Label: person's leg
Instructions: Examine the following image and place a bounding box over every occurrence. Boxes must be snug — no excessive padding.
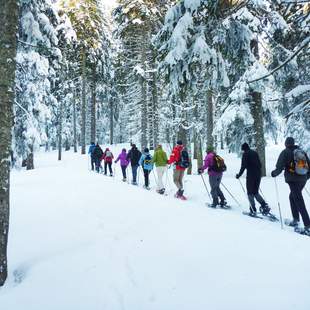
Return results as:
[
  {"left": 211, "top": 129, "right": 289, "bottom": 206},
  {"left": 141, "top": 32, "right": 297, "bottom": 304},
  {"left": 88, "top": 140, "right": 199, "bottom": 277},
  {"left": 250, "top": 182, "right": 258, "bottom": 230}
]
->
[
  {"left": 121, "top": 166, "right": 126, "bottom": 179},
  {"left": 216, "top": 175, "right": 226, "bottom": 203},
  {"left": 132, "top": 165, "right": 138, "bottom": 183},
  {"left": 144, "top": 169, "right": 149, "bottom": 187},
  {"left": 209, "top": 175, "right": 219, "bottom": 206},
  {"left": 91, "top": 157, "right": 95, "bottom": 170},
  {"left": 246, "top": 177, "right": 257, "bottom": 212},
  {"left": 288, "top": 182, "right": 300, "bottom": 222},
  {"left": 157, "top": 167, "right": 165, "bottom": 190},
  {"left": 173, "top": 169, "right": 180, "bottom": 189},
  {"left": 104, "top": 162, "right": 107, "bottom": 175},
  {"left": 108, "top": 162, "right": 112, "bottom": 175},
  {"left": 291, "top": 182, "right": 310, "bottom": 227}
]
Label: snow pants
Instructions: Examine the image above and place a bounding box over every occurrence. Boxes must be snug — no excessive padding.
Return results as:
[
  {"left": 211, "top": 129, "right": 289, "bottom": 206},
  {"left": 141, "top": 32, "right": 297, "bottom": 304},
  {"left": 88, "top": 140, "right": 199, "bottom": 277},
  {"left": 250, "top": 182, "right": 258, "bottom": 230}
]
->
[
  {"left": 288, "top": 181, "right": 310, "bottom": 227},
  {"left": 95, "top": 159, "right": 101, "bottom": 173},
  {"left": 121, "top": 166, "right": 127, "bottom": 179},
  {"left": 131, "top": 165, "right": 138, "bottom": 183},
  {"left": 173, "top": 169, "right": 184, "bottom": 190},
  {"left": 104, "top": 162, "right": 112, "bottom": 175},
  {"left": 91, "top": 156, "right": 95, "bottom": 171},
  {"left": 156, "top": 166, "right": 167, "bottom": 190},
  {"left": 143, "top": 169, "right": 150, "bottom": 187},
  {"left": 209, "top": 175, "right": 225, "bottom": 205},
  {"left": 246, "top": 175, "right": 266, "bottom": 212}
]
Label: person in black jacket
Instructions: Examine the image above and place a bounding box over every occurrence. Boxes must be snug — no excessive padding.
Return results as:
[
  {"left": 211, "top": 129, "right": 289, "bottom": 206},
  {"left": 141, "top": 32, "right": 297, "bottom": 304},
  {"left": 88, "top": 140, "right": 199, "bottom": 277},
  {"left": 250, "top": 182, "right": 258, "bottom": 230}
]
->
[
  {"left": 236, "top": 143, "right": 270, "bottom": 215},
  {"left": 271, "top": 137, "right": 310, "bottom": 232},
  {"left": 92, "top": 143, "right": 104, "bottom": 173},
  {"left": 126, "top": 144, "right": 142, "bottom": 185}
]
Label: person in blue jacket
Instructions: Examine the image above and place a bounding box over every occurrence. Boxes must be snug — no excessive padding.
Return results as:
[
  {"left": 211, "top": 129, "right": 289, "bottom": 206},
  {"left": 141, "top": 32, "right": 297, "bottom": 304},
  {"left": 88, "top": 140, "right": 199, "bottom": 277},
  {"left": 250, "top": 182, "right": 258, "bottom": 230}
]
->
[
  {"left": 139, "top": 148, "right": 153, "bottom": 189},
  {"left": 88, "top": 142, "right": 96, "bottom": 171}
]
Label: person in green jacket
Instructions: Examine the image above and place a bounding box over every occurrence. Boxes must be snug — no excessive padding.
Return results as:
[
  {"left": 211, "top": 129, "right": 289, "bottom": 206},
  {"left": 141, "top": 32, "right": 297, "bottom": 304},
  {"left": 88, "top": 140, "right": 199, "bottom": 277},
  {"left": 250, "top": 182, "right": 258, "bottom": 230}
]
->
[{"left": 153, "top": 144, "right": 168, "bottom": 194}]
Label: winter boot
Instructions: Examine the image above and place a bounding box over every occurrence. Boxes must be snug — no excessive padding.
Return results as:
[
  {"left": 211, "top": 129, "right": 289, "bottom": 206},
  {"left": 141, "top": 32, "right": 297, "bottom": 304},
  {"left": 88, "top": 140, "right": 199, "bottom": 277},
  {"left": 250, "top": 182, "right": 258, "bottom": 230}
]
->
[
  {"left": 259, "top": 203, "right": 271, "bottom": 215},
  {"left": 287, "top": 219, "right": 300, "bottom": 227},
  {"left": 303, "top": 226, "right": 310, "bottom": 236},
  {"left": 219, "top": 199, "right": 227, "bottom": 208},
  {"left": 249, "top": 205, "right": 257, "bottom": 215}
]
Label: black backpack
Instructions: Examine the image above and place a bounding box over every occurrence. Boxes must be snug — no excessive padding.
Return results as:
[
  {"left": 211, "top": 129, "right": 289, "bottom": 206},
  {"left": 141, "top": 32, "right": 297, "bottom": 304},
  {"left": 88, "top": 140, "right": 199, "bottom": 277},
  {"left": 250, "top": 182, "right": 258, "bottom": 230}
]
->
[
  {"left": 144, "top": 154, "right": 152, "bottom": 165},
  {"left": 179, "top": 149, "right": 190, "bottom": 168},
  {"left": 211, "top": 154, "right": 227, "bottom": 172}
]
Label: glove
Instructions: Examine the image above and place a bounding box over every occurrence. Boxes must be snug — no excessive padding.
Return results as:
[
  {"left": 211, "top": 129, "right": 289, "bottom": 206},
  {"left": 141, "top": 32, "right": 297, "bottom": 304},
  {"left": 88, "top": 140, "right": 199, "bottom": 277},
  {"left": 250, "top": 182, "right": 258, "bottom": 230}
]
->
[
  {"left": 198, "top": 168, "right": 203, "bottom": 174},
  {"left": 235, "top": 173, "right": 240, "bottom": 179},
  {"left": 271, "top": 170, "right": 277, "bottom": 178}
]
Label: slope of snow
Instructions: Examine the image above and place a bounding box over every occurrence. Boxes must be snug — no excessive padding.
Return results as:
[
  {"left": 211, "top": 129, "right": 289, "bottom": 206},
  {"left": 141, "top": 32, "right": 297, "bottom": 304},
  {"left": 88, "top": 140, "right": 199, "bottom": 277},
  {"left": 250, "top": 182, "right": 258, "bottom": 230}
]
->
[{"left": 1, "top": 144, "right": 310, "bottom": 310}]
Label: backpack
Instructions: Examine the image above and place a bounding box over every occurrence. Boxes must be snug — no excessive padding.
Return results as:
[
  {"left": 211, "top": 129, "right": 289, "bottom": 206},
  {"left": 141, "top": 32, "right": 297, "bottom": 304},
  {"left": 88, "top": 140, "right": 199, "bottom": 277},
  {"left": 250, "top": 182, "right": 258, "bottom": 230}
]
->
[
  {"left": 94, "top": 147, "right": 103, "bottom": 159},
  {"left": 105, "top": 151, "right": 112, "bottom": 158},
  {"left": 289, "top": 149, "right": 309, "bottom": 175},
  {"left": 179, "top": 149, "right": 190, "bottom": 168},
  {"left": 211, "top": 154, "right": 227, "bottom": 173},
  {"left": 144, "top": 154, "right": 152, "bottom": 166}
]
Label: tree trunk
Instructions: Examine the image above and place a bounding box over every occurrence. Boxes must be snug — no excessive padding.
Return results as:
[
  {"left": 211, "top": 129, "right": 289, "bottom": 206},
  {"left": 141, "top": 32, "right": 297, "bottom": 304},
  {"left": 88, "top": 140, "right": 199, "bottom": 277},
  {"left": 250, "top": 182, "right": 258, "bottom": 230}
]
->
[
  {"left": 90, "top": 65, "right": 96, "bottom": 144},
  {"left": 250, "top": 90, "right": 266, "bottom": 176},
  {"left": 73, "top": 89, "right": 77, "bottom": 153},
  {"left": 206, "top": 89, "right": 214, "bottom": 148},
  {"left": 26, "top": 145, "right": 34, "bottom": 170},
  {"left": 140, "top": 43, "right": 147, "bottom": 150},
  {"left": 0, "top": 0, "right": 18, "bottom": 286},
  {"left": 58, "top": 102, "right": 63, "bottom": 161},
  {"left": 249, "top": 39, "right": 266, "bottom": 176},
  {"left": 81, "top": 47, "right": 86, "bottom": 155},
  {"left": 109, "top": 99, "right": 114, "bottom": 145}
]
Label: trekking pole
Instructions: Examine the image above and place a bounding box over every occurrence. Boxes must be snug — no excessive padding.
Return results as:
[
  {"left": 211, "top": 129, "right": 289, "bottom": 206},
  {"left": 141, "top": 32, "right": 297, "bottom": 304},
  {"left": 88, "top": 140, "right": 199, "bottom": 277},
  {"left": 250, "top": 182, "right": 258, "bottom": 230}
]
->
[
  {"left": 238, "top": 178, "right": 246, "bottom": 196},
  {"left": 200, "top": 174, "right": 212, "bottom": 202},
  {"left": 152, "top": 169, "right": 159, "bottom": 187},
  {"left": 221, "top": 182, "right": 243, "bottom": 208},
  {"left": 259, "top": 187, "right": 266, "bottom": 200},
  {"left": 274, "top": 178, "right": 284, "bottom": 229}
]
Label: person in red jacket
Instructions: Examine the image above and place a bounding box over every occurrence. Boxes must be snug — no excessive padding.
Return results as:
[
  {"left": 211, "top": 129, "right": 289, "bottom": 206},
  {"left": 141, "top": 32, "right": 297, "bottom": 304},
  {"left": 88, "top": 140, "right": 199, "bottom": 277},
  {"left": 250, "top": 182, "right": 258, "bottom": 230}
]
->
[
  {"left": 101, "top": 148, "right": 114, "bottom": 176},
  {"left": 168, "top": 140, "right": 187, "bottom": 199}
]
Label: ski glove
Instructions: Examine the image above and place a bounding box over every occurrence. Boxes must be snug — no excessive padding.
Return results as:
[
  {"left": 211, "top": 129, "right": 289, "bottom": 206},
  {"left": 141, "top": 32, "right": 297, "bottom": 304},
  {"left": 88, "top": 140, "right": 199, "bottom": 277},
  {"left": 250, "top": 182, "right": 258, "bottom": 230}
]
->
[
  {"left": 235, "top": 173, "right": 240, "bottom": 179},
  {"left": 271, "top": 170, "right": 277, "bottom": 178},
  {"left": 198, "top": 168, "right": 203, "bottom": 174}
]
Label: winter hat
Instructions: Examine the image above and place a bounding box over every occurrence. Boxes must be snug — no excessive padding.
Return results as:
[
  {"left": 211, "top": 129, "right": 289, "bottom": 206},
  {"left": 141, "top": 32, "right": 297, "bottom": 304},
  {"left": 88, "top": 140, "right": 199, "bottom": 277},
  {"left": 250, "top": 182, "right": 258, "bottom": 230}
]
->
[
  {"left": 144, "top": 147, "right": 149, "bottom": 153},
  {"left": 122, "top": 148, "right": 126, "bottom": 152},
  {"left": 132, "top": 144, "right": 136, "bottom": 149},
  {"left": 241, "top": 143, "right": 250, "bottom": 151},
  {"left": 285, "top": 137, "right": 295, "bottom": 147},
  {"left": 177, "top": 140, "right": 183, "bottom": 145},
  {"left": 206, "top": 145, "right": 214, "bottom": 153}
]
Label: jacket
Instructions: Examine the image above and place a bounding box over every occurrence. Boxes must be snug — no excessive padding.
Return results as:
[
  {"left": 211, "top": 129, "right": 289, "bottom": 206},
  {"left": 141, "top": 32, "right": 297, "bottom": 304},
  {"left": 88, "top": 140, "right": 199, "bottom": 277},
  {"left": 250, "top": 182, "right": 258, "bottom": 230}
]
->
[
  {"left": 88, "top": 144, "right": 96, "bottom": 157},
  {"left": 202, "top": 152, "right": 222, "bottom": 177},
  {"left": 92, "top": 145, "right": 104, "bottom": 160},
  {"left": 168, "top": 145, "right": 186, "bottom": 171},
  {"left": 127, "top": 147, "right": 142, "bottom": 166},
  {"left": 115, "top": 150, "right": 129, "bottom": 167},
  {"left": 272, "top": 145, "right": 310, "bottom": 183},
  {"left": 139, "top": 152, "right": 154, "bottom": 171},
  {"left": 238, "top": 149, "right": 262, "bottom": 178},
  {"left": 102, "top": 148, "right": 114, "bottom": 163},
  {"left": 153, "top": 146, "right": 168, "bottom": 167}
]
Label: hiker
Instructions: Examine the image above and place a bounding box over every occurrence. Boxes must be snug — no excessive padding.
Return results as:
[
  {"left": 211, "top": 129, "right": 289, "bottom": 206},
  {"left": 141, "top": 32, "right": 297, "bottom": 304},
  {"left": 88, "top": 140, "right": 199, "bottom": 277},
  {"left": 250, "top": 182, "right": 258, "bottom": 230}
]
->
[
  {"left": 139, "top": 148, "right": 153, "bottom": 189},
  {"left": 92, "top": 143, "right": 104, "bottom": 173},
  {"left": 115, "top": 148, "right": 129, "bottom": 181},
  {"left": 88, "top": 142, "right": 96, "bottom": 171},
  {"left": 102, "top": 148, "right": 114, "bottom": 176},
  {"left": 236, "top": 143, "right": 270, "bottom": 215},
  {"left": 127, "top": 144, "right": 142, "bottom": 185},
  {"left": 271, "top": 137, "right": 310, "bottom": 233},
  {"left": 153, "top": 144, "right": 168, "bottom": 194},
  {"left": 168, "top": 140, "right": 189, "bottom": 200},
  {"left": 199, "top": 146, "right": 227, "bottom": 208}
]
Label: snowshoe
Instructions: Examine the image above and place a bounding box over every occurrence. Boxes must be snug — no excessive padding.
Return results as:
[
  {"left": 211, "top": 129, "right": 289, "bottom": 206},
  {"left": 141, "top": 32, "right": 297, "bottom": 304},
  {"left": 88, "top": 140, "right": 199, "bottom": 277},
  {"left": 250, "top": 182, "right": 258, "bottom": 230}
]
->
[
  {"left": 122, "top": 178, "right": 127, "bottom": 182},
  {"left": 294, "top": 226, "right": 310, "bottom": 237},
  {"left": 131, "top": 181, "right": 138, "bottom": 186},
  {"left": 284, "top": 219, "right": 300, "bottom": 228},
  {"left": 143, "top": 185, "right": 150, "bottom": 190},
  {"left": 157, "top": 188, "right": 165, "bottom": 195},
  {"left": 206, "top": 203, "right": 218, "bottom": 208},
  {"left": 242, "top": 210, "right": 263, "bottom": 219}
]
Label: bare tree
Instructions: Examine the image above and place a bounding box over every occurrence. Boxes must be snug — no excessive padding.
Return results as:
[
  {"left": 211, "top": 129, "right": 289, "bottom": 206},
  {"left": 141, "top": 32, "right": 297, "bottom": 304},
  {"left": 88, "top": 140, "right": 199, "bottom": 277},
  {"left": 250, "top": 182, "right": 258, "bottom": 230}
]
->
[{"left": 0, "top": 0, "right": 19, "bottom": 286}]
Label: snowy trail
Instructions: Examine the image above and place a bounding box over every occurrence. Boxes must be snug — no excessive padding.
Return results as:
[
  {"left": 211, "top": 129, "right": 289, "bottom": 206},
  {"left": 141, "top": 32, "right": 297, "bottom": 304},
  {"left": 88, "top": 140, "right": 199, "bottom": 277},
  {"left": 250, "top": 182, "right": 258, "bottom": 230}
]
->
[{"left": 1, "top": 146, "right": 310, "bottom": 310}]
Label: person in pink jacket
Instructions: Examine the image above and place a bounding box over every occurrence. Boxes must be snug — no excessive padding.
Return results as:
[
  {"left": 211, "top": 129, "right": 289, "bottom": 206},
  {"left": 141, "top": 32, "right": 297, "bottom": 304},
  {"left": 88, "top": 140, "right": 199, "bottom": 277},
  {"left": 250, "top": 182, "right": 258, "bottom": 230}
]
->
[{"left": 200, "top": 146, "right": 227, "bottom": 208}]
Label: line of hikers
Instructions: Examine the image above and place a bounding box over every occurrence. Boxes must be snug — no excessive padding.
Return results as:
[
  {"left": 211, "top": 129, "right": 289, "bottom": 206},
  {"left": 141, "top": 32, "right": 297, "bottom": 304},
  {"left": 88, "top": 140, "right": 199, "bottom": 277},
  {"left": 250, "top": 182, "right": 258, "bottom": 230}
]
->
[{"left": 89, "top": 137, "right": 310, "bottom": 234}]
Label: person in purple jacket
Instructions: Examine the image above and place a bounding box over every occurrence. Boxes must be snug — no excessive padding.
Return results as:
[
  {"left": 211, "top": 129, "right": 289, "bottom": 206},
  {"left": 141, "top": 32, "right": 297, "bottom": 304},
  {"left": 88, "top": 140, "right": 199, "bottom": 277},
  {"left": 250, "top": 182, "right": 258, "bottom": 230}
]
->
[
  {"left": 115, "top": 148, "right": 130, "bottom": 182},
  {"left": 199, "top": 146, "right": 227, "bottom": 208}
]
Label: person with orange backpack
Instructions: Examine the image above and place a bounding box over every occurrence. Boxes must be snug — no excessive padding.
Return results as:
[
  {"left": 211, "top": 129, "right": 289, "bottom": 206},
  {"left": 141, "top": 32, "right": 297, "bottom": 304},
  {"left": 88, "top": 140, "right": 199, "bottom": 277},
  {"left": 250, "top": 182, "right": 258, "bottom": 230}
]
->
[
  {"left": 102, "top": 148, "right": 114, "bottom": 176},
  {"left": 199, "top": 146, "right": 227, "bottom": 208},
  {"left": 271, "top": 137, "right": 310, "bottom": 234}
]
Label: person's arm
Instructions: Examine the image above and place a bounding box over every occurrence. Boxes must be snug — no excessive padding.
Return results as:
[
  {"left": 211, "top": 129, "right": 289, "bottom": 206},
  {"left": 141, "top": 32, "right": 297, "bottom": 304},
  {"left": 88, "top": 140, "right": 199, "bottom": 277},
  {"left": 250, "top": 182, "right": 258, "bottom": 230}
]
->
[
  {"left": 306, "top": 153, "right": 310, "bottom": 179},
  {"left": 115, "top": 154, "right": 120, "bottom": 163},
  {"left": 126, "top": 150, "right": 131, "bottom": 161},
  {"left": 168, "top": 150, "right": 176, "bottom": 165},
  {"left": 139, "top": 155, "right": 144, "bottom": 167},
  {"left": 271, "top": 150, "right": 286, "bottom": 177},
  {"left": 237, "top": 153, "right": 247, "bottom": 177},
  {"left": 152, "top": 151, "right": 157, "bottom": 164},
  {"left": 164, "top": 152, "right": 168, "bottom": 164}
]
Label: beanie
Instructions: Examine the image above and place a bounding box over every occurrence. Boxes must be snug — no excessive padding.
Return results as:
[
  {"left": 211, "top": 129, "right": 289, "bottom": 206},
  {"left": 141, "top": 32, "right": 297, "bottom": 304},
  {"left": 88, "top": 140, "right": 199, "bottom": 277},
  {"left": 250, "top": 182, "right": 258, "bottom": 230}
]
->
[
  {"left": 206, "top": 145, "right": 214, "bottom": 153},
  {"left": 285, "top": 137, "right": 295, "bottom": 147},
  {"left": 177, "top": 140, "right": 183, "bottom": 145},
  {"left": 241, "top": 143, "right": 250, "bottom": 151}
]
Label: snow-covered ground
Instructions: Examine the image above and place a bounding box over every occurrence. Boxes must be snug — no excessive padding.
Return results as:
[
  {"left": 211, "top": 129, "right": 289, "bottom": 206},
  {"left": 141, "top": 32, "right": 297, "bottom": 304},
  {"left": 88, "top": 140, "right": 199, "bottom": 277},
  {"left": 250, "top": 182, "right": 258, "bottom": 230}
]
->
[{"left": 1, "top": 144, "right": 310, "bottom": 310}]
